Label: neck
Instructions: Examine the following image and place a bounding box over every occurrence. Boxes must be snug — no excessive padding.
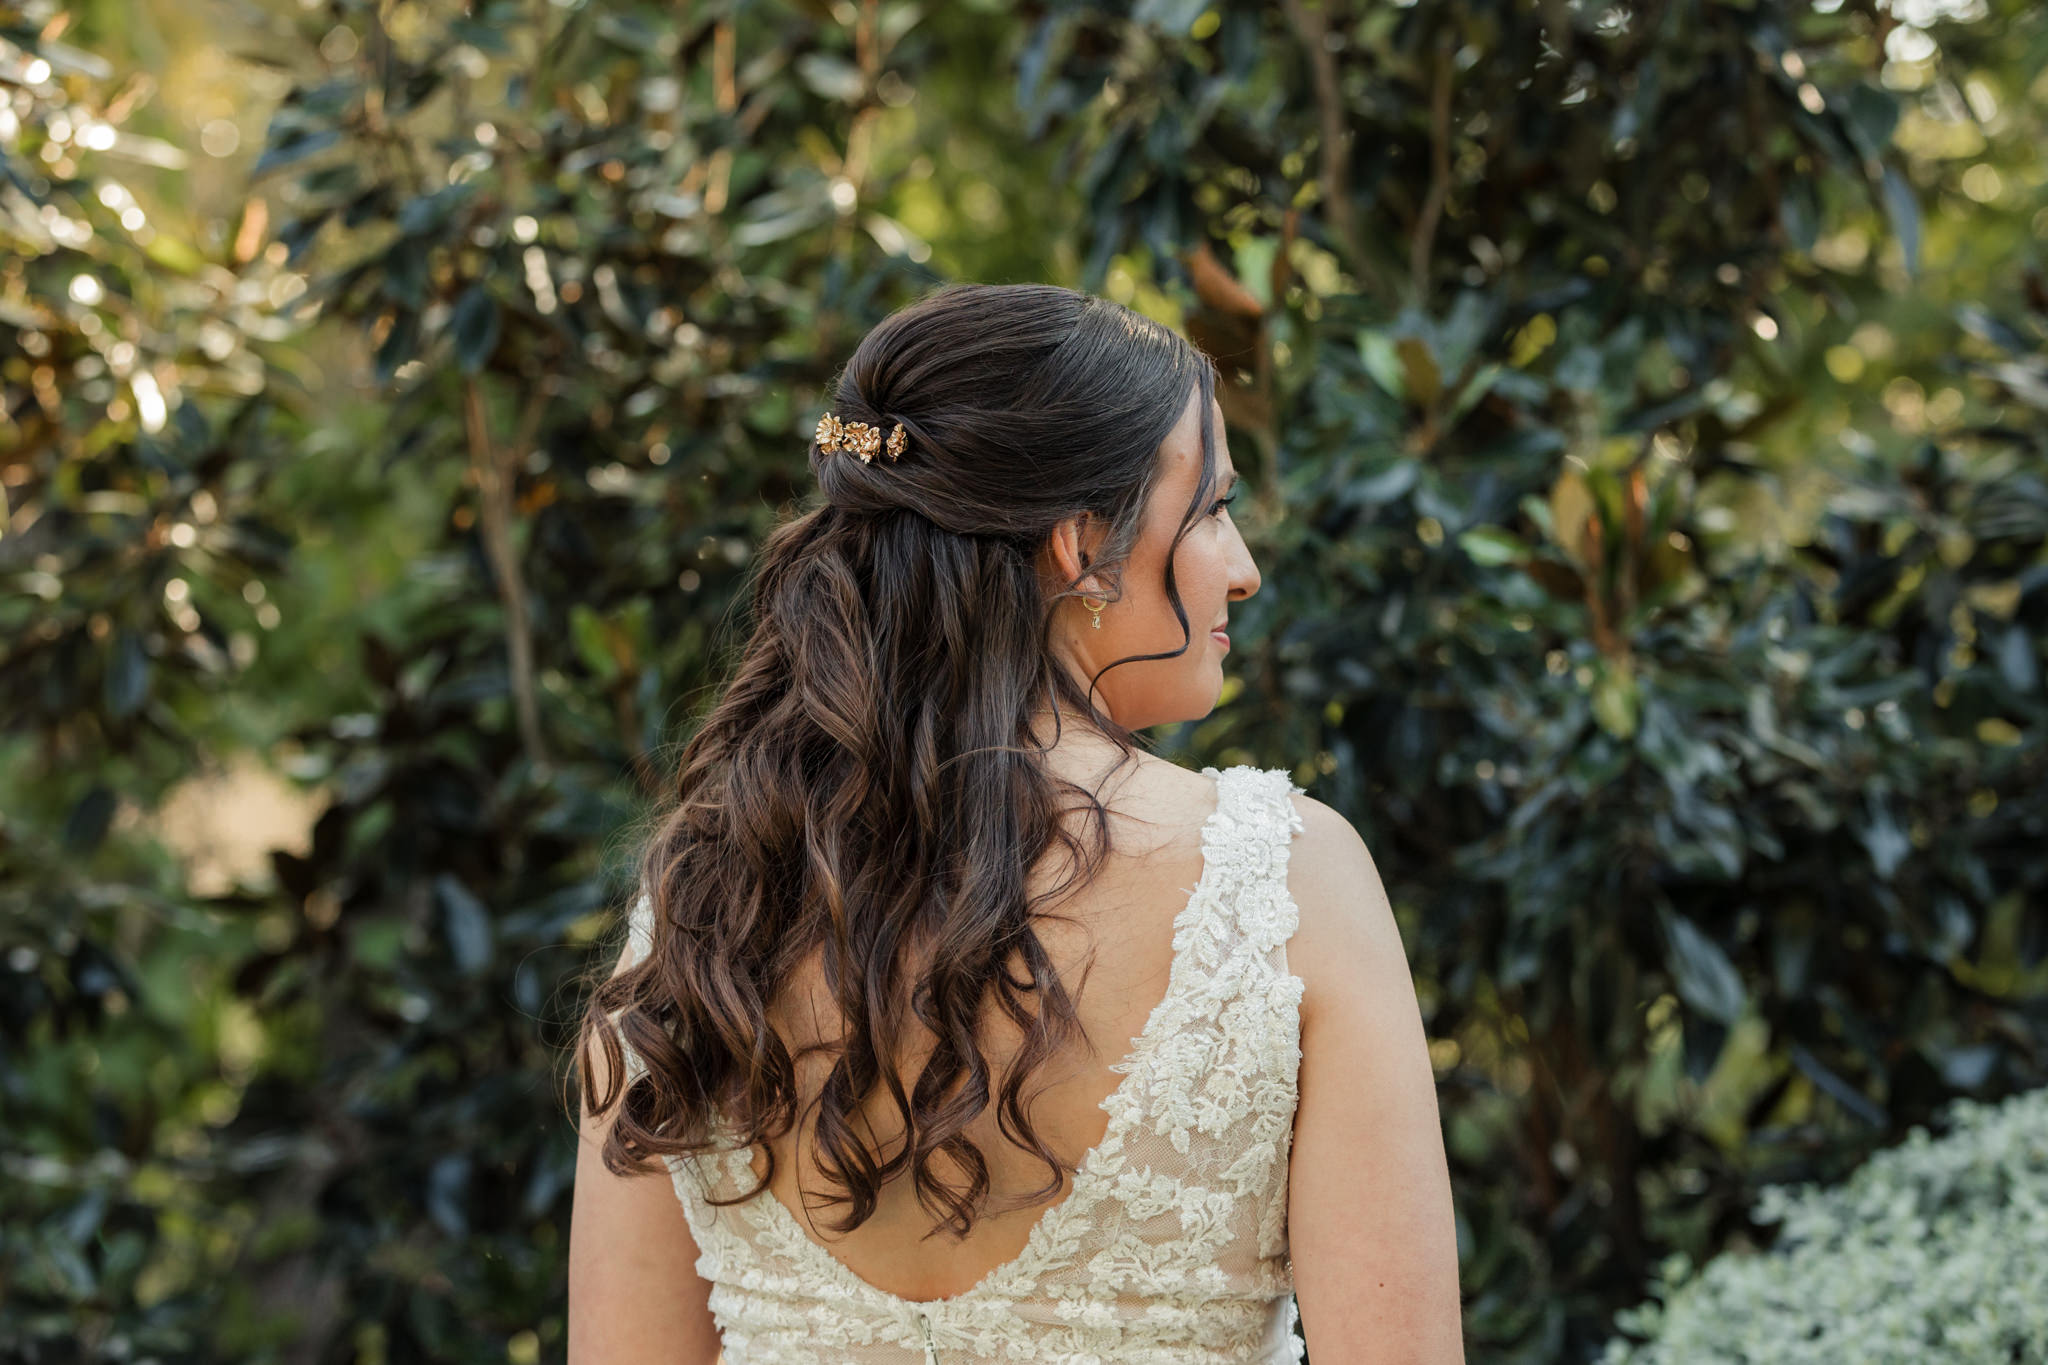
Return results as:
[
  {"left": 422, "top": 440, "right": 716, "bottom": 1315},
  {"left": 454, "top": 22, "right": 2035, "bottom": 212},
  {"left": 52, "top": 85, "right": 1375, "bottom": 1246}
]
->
[{"left": 1023, "top": 705, "right": 1138, "bottom": 782}]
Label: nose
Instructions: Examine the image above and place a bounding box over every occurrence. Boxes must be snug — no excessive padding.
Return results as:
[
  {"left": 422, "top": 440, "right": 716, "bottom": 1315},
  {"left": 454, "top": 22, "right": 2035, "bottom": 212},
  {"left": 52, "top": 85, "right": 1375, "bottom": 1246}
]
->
[{"left": 1229, "top": 535, "right": 1261, "bottom": 604}]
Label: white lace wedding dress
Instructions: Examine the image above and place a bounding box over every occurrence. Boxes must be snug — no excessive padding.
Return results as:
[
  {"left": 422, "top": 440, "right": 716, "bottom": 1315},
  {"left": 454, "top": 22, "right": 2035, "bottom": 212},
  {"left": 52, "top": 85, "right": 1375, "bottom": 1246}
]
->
[{"left": 617, "top": 763, "right": 1310, "bottom": 1364}]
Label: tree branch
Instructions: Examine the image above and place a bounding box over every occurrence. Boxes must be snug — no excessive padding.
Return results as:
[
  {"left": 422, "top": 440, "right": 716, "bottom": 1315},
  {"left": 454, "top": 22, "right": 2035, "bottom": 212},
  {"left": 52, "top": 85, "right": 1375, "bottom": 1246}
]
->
[
  {"left": 1284, "top": 0, "right": 1395, "bottom": 302},
  {"left": 1410, "top": 40, "right": 1455, "bottom": 299},
  {"left": 464, "top": 377, "right": 550, "bottom": 772}
]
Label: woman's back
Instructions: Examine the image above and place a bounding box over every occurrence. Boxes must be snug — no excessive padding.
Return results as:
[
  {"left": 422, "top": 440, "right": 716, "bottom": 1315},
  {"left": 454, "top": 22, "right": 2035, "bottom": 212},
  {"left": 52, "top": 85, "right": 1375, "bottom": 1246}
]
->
[
  {"left": 739, "top": 751, "right": 1261, "bottom": 1302},
  {"left": 568, "top": 283, "right": 1462, "bottom": 1364},
  {"left": 617, "top": 759, "right": 1312, "bottom": 1363}
]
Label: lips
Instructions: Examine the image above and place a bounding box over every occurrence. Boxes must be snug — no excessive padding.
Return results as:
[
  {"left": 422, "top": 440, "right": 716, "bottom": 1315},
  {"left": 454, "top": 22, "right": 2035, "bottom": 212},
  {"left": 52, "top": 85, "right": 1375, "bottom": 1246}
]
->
[{"left": 1210, "top": 623, "right": 1230, "bottom": 650}]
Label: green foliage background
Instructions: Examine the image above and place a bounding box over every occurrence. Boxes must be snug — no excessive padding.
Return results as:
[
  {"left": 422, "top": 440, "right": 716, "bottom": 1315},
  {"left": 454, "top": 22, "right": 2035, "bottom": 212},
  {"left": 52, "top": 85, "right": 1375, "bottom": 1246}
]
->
[{"left": 3, "top": 0, "right": 2044, "bottom": 1361}]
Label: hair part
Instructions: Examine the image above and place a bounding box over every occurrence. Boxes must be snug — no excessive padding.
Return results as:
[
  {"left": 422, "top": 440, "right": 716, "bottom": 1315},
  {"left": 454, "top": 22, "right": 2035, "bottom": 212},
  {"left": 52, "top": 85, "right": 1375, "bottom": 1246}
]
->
[{"left": 577, "top": 281, "right": 1224, "bottom": 1243}]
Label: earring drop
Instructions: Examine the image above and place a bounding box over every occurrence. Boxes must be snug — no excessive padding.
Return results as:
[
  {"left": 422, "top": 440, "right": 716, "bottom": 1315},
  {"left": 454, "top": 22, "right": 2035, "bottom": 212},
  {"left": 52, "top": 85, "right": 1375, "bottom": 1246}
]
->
[{"left": 1082, "top": 596, "right": 1105, "bottom": 629}]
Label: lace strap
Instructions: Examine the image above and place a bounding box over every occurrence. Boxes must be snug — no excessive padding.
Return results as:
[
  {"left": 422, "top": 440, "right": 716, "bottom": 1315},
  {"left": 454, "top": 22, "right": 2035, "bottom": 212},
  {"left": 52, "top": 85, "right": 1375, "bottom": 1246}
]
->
[
  {"left": 1234, "top": 767, "right": 1308, "bottom": 959},
  {"left": 625, "top": 889, "right": 654, "bottom": 967},
  {"left": 613, "top": 891, "right": 655, "bottom": 1086},
  {"left": 1191, "top": 765, "right": 1307, "bottom": 949}
]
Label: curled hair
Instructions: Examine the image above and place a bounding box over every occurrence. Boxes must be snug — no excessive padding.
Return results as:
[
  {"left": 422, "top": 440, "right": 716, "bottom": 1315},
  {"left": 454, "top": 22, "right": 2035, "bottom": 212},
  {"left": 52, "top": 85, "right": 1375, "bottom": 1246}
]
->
[{"left": 577, "top": 282, "right": 1226, "bottom": 1242}]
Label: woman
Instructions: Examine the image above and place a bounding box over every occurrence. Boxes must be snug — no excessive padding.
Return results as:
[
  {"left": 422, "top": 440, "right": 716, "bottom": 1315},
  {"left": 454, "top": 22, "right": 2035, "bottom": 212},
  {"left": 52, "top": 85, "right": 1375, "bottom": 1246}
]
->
[{"left": 569, "top": 282, "right": 1462, "bottom": 1363}]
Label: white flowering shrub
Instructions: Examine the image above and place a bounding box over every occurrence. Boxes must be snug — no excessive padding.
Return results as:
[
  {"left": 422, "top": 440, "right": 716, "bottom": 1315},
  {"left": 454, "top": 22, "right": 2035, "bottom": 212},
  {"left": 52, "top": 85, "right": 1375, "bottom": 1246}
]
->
[{"left": 1602, "top": 1085, "right": 2048, "bottom": 1364}]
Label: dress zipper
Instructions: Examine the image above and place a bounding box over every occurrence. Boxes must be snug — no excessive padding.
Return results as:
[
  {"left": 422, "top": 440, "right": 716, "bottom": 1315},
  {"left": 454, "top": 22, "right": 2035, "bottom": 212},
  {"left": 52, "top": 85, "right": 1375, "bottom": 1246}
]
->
[{"left": 917, "top": 1310, "right": 938, "bottom": 1363}]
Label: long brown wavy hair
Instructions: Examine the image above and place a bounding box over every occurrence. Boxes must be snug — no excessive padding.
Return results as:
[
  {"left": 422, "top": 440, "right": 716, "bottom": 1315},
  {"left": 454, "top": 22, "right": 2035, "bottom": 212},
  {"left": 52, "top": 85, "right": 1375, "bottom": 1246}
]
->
[{"left": 576, "top": 281, "right": 1226, "bottom": 1242}]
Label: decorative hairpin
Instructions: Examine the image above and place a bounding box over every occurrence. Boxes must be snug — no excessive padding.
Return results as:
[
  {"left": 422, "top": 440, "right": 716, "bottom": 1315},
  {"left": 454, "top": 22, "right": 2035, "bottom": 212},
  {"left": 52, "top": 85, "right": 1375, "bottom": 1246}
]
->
[{"left": 815, "top": 411, "right": 908, "bottom": 464}]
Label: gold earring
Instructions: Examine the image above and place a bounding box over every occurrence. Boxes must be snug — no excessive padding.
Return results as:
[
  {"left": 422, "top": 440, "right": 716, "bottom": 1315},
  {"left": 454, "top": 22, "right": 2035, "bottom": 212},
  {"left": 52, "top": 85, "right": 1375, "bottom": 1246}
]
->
[{"left": 1081, "top": 595, "right": 1105, "bottom": 629}]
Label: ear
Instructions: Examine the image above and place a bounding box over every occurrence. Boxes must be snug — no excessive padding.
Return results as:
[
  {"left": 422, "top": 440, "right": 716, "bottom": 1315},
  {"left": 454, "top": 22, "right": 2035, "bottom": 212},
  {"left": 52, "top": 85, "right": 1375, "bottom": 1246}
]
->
[{"left": 1045, "top": 511, "right": 1109, "bottom": 596}]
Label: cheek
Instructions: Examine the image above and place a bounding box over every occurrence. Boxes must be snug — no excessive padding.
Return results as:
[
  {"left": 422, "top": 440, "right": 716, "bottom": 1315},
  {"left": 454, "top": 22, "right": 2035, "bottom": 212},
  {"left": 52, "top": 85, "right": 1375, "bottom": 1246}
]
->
[{"left": 1171, "top": 536, "right": 1233, "bottom": 610}]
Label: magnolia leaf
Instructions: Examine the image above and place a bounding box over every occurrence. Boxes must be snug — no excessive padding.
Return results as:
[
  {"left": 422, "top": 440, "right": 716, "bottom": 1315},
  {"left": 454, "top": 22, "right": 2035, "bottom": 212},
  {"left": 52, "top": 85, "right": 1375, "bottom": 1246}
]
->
[
  {"left": 1550, "top": 466, "right": 1599, "bottom": 567},
  {"left": 436, "top": 874, "right": 494, "bottom": 975},
  {"left": 1664, "top": 912, "right": 1745, "bottom": 1024},
  {"left": 451, "top": 285, "right": 500, "bottom": 374},
  {"left": 1459, "top": 526, "right": 1528, "bottom": 567}
]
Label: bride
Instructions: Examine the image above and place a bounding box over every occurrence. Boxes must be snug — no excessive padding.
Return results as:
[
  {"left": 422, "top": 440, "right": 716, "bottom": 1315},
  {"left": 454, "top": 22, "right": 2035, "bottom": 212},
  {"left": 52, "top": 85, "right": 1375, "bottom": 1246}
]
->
[{"left": 569, "top": 282, "right": 1462, "bottom": 1363}]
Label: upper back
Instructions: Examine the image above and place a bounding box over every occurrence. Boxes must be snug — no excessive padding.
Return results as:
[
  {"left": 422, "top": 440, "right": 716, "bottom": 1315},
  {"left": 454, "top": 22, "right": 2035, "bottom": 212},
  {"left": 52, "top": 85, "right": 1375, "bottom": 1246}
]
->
[{"left": 617, "top": 759, "right": 1314, "bottom": 1364}]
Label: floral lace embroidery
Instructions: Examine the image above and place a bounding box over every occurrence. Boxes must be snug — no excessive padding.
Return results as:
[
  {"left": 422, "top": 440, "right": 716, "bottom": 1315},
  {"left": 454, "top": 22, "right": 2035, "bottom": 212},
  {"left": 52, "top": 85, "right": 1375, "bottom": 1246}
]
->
[{"left": 615, "top": 763, "right": 1310, "bottom": 1364}]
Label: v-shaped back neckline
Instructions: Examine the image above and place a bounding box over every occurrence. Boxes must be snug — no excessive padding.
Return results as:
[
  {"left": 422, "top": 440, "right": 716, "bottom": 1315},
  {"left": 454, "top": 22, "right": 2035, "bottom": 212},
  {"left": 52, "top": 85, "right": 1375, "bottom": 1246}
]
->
[{"left": 713, "top": 762, "right": 1263, "bottom": 1313}]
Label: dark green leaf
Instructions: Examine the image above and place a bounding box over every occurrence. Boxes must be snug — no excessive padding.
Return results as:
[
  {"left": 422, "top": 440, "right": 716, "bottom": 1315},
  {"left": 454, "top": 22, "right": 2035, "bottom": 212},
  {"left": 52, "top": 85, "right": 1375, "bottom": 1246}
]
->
[
  {"left": 103, "top": 629, "right": 148, "bottom": 717},
  {"left": 251, "top": 128, "right": 339, "bottom": 179},
  {"left": 1791, "top": 1044, "right": 1886, "bottom": 1125},
  {"left": 1781, "top": 182, "right": 1818, "bottom": 253},
  {"left": 397, "top": 183, "right": 476, "bottom": 238},
  {"left": 1840, "top": 83, "right": 1899, "bottom": 163},
  {"left": 426, "top": 1153, "right": 471, "bottom": 1236},
  {"left": 1996, "top": 626, "right": 2037, "bottom": 694},
  {"left": 436, "top": 874, "right": 495, "bottom": 975},
  {"left": 451, "top": 285, "right": 500, "bottom": 374},
  {"left": 1881, "top": 165, "right": 1920, "bottom": 276},
  {"left": 1664, "top": 911, "right": 1745, "bottom": 1024},
  {"left": 62, "top": 786, "right": 117, "bottom": 853},
  {"left": 383, "top": 240, "right": 429, "bottom": 309},
  {"left": 1856, "top": 790, "right": 1910, "bottom": 879}
]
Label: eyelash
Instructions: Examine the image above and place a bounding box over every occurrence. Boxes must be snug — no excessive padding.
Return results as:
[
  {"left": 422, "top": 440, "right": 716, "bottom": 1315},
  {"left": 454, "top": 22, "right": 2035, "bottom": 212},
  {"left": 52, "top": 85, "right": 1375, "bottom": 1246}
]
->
[{"left": 1209, "top": 492, "right": 1239, "bottom": 518}]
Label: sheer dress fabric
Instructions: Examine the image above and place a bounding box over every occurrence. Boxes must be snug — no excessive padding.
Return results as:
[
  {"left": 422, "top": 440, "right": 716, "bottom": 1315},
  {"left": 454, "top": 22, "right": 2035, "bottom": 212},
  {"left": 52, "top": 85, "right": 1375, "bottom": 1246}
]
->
[{"left": 616, "top": 763, "right": 1311, "bottom": 1364}]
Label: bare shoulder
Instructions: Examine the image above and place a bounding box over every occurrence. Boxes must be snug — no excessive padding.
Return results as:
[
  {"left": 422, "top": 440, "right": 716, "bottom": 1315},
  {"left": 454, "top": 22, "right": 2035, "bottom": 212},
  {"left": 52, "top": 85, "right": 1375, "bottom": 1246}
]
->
[
  {"left": 1277, "top": 789, "right": 1405, "bottom": 1028},
  {"left": 1281, "top": 787, "right": 1382, "bottom": 892}
]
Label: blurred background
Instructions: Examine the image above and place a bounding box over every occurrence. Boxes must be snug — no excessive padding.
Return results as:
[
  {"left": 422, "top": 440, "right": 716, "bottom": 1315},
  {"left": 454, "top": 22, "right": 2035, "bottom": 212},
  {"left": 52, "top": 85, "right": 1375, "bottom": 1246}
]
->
[{"left": 3, "top": 0, "right": 2044, "bottom": 1361}]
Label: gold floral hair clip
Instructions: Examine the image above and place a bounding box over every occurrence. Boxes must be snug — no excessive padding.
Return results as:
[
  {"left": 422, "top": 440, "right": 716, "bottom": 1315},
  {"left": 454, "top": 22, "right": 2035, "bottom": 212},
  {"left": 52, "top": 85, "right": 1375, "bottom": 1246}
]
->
[{"left": 815, "top": 411, "right": 908, "bottom": 464}]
